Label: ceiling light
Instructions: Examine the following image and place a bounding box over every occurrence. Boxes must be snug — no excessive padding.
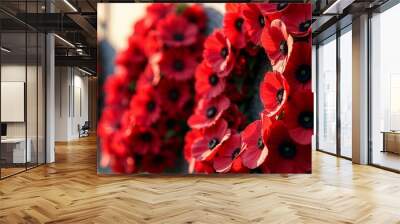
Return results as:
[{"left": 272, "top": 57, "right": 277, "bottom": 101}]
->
[
  {"left": 323, "top": 0, "right": 355, "bottom": 15},
  {"left": 323, "top": 0, "right": 341, "bottom": 14},
  {"left": 54, "top": 34, "right": 75, "bottom": 48},
  {"left": 1, "top": 47, "right": 11, "bottom": 53},
  {"left": 63, "top": 0, "right": 78, "bottom": 12},
  {"left": 78, "top": 67, "right": 94, "bottom": 76}
]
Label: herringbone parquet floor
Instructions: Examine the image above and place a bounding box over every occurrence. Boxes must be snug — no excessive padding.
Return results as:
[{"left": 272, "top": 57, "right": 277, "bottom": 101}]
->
[{"left": 1, "top": 135, "right": 400, "bottom": 224}]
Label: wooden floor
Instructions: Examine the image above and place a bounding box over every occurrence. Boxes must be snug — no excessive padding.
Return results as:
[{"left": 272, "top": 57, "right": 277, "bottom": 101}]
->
[{"left": 0, "top": 136, "right": 400, "bottom": 223}]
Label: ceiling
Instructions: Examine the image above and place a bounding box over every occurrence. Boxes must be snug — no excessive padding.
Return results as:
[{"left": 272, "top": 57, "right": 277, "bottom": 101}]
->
[{"left": 0, "top": 0, "right": 393, "bottom": 71}]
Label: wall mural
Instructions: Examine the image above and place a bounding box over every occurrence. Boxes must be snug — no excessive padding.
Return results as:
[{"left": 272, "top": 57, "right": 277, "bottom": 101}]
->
[{"left": 98, "top": 3, "right": 312, "bottom": 174}]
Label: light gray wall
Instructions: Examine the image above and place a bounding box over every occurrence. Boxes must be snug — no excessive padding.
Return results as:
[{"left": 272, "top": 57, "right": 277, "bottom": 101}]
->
[{"left": 55, "top": 66, "right": 89, "bottom": 141}]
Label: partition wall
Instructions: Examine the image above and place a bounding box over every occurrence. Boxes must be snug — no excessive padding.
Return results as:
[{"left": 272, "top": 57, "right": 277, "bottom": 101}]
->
[{"left": 0, "top": 0, "right": 47, "bottom": 179}]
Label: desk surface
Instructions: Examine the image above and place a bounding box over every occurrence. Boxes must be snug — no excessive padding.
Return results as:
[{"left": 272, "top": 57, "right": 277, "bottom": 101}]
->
[
  {"left": 1, "top": 138, "right": 27, "bottom": 143},
  {"left": 381, "top": 131, "right": 400, "bottom": 134}
]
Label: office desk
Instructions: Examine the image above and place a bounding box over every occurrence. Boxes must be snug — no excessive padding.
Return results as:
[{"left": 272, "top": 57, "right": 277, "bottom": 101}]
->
[
  {"left": 381, "top": 131, "right": 400, "bottom": 154},
  {"left": 1, "top": 138, "right": 31, "bottom": 163}
]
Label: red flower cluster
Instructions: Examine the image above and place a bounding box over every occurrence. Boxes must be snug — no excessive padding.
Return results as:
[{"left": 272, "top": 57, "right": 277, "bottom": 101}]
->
[
  {"left": 98, "top": 3, "right": 208, "bottom": 173},
  {"left": 185, "top": 3, "right": 312, "bottom": 174}
]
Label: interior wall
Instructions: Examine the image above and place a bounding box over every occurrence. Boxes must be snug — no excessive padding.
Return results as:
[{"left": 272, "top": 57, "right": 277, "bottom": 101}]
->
[
  {"left": 88, "top": 77, "right": 97, "bottom": 132},
  {"left": 0, "top": 64, "right": 39, "bottom": 138},
  {"left": 55, "top": 66, "right": 89, "bottom": 141}
]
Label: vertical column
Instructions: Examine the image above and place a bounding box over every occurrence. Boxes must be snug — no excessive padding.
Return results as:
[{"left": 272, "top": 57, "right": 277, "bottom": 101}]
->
[
  {"left": 46, "top": 0, "right": 55, "bottom": 163},
  {"left": 352, "top": 14, "right": 369, "bottom": 164}
]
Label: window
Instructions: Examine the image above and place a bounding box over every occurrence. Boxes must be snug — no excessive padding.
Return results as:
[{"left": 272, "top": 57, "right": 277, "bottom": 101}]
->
[
  {"left": 317, "top": 35, "right": 337, "bottom": 154},
  {"left": 339, "top": 27, "right": 352, "bottom": 158},
  {"left": 371, "top": 4, "right": 400, "bottom": 171}
]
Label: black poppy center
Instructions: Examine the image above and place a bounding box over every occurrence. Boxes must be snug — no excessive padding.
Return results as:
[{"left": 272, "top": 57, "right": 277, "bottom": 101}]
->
[
  {"left": 259, "top": 15, "right": 265, "bottom": 27},
  {"left": 296, "top": 64, "right": 311, "bottom": 83},
  {"left": 168, "top": 89, "right": 180, "bottom": 102},
  {"left": 234, "top": 18, "right": 244, "bottom": 32},
  {"left": 208, "top": 138, "right": 219, "bottom": 150},
  {"left": 278, "top": 141, "right": 297, "bottom": 159},
  {"left": 206, "top": 106, "right": 218, "bottom": 118},
  {"left": 231, "top": 148, "right": 241, "bottom": 160},
  {"left": 153, "top": 155, "right": 164, "bottom": 164},
  {"left": 188, "top": 15, "right": 197, "bottom": 24},
  {"left": 173, "top": 33, "right": 185, "bottom": 41},
  {"left": 279, "top": 40, "right": 288, "bottom": 55},
  {"left": 166, "top": 119, "right": 176, "bottom": 129},
  {"left": 257, "top": 137, "right": 264, "bottom": 150},
  {"left": 208, "top": 74, "right": 219, "bottom": 86},
  {"left": 140, "top": 132, "right": 153, "bottom": 142},
  {"left": 146, "top": 101, "right": 156, "bottom": 112},
  {"left": 173, "top": 59, "right": 185, "bottom": 72},
  {"left": 299, "top": 20, "right": 312, "bottom": 32},
  {"left": 277, "top": 3, "right": 288, "bottom": 11},
  {"left": 220, "top": 47, "right": 229, "bottom": 59},
  {"left": 298, "top": 111, "right": 313, "bottom": 129},
  {"left": 276, "top": 88, "right": 284, "bottom": 104}
]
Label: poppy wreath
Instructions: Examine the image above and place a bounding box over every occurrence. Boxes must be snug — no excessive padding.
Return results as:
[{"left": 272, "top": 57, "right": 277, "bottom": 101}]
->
[
  {"left": 185, "top": 3, "right": 313, "bottom": 174},
  {"left": 98, "top": 3, "right": 208, "bottom": 173}
]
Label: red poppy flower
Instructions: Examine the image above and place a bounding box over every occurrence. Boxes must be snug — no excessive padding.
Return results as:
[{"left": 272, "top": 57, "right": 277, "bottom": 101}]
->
[
  {"left": 223, "top": 6, "right": 247, "bottom": 49},
  {"left": 115, "top": 35, "right": 146, "bottom": 75},
  {"left": 126, "top": 126, "right": 161, "bottom": 155},
  {"left": 158, "top": 48, "right": 197, "bottom": 81},
  {"left": 143, "top": 30, "right": 162, "bottom": 57},
  {"left": 157, "top": 78, "right": 191, "bottom": 114},
  {"left": 284, "top": 42, "right": 312, "bottom": 91},
  {"left": 223, "top": 76, "right": 248, "bottom": 102},
  {"left": 261, "top": 19, "right": 293, "bottom": 73},
  {"left": 243, "top": 4, "right": 266, "bottom": 45},
  {"left": 141, "top": 150, "right": 176, "bottom": 173},
  {"left": 261, "top": 116, "right": 311, "bottom": 173},
  {"left": 109, "top": 156, "right": 136, "bottom": 174},
  {"left": 183, "top": 4, "right": 207, "bottom": 32},
  {"left": 184, "top": 129, "right": 202, "bottom": 162},
  {"left": 156, "top": 115, "right": 185, "bottom": 139},
  {"left": 213, "top": 133, "right": 243, "bottom": 173},
  {"left": 98, "top": 106, "right": 123, "bottom": 141},
  {"left": 189, "top": 35, "right": 206, "bottom": 62},
  {"left": 233, "top": 53, "right": 249, "bottom": 75},
  {"left": 103, "top": 70, "right": 133, "bottom": 108},
  {"left": 136, "top": 65, "right": 160, "bottom": 88},
  {"left": 225, "top": 3, "right": 241, "bottom": 13},
  {"left": 195, "top": 61, "right": 226, "bottom": 99},
  {"left": 188, "top": 95, "right": 230, "bottom": 129},
  {"left": 279, "top": 4, "right": 312, "bottom": 37},
  {"left": 129, "top": 85, "right": 161, "bottom": 126},
  {"left": 245, "top": 42, "right": 260, "bottom": 57},
  {"left": 157, "top": 14, "right": 198, "bottom": 47},
  {"left": 222, "top": 104, "right": 246, "bottom": 130},
  {"left": 260, "top": 71, "right": 290, "bottom": 117},
  {"left": 285, "top": 91, "right": 314, "bottom": 145},
  {"left": 241, "top": 120, "right": 269, "bottom": 169},
  {"left": 230, "top": 157, "right": 250, "bottom": 173},
  {"left": 191, "top": 119, "right": 231, "bottom": 161},
  {"left": 257, "top": 3, "right": 289, "bottom": 15},
  {"left": 109, "top": 130, "right": 131, "bottom": 157},
  {"left": 134, "top": 18, "right": 152, "bottom": 38},
  {"left": 145, "top": 3, "right": 174, "bottom": 29},
  {"left": 191, "top": 160, "right": 215, "bottom": 174},
  {"left": 203, "top": 30, "right": 236, "bottom": 77}
]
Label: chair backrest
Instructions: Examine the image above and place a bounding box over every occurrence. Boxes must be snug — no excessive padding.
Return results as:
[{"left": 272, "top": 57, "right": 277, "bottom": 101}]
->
[{"left": 82, "top": 121, "right": 90, "bottom": 129}]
